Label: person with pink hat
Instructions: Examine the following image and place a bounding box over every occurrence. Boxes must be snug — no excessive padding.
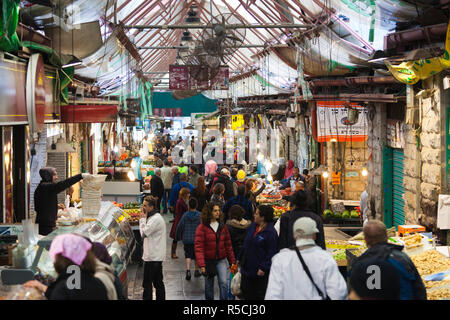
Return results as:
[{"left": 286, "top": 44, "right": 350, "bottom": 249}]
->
[{"left": 24, "top": 234, "right": 109, "bottom": 300}]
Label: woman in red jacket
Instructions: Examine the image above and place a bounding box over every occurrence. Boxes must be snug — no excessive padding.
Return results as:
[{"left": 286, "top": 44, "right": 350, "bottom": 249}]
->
[
  {"left": 170, "top": 187, "right": 190, "bottom": 259},
  {"left": 194, "top": 202, "right": 236, "bottom": 300}
]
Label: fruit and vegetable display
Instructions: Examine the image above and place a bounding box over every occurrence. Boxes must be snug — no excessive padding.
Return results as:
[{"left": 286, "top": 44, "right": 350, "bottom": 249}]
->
[
  {"left": 273, "top": 205, "right": 289, "bottom": 219},
  {"left": 323, "top": 208, "right": 360, "bottom": 220},
  {"left": 331, "top": 249, "right": 347, "bottom": 261},
  {"left": 123, "top": 202, "right": 141, "bottom": 209},
  {"left": 256, "top": 193, "right": 283, "bottom": 204},
  {"left": 326, "top": 239, "right": 365, "bottom": 249}
]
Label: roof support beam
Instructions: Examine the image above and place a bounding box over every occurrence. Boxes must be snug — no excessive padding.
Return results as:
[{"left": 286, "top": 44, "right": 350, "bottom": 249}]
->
[{"left": 123, "top": 23, "right": 311, "bottom": 30}]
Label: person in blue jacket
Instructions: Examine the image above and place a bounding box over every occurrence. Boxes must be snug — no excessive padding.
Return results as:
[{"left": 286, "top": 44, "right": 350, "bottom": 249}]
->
[
  {"left": 175, "top": 197, "right": 202, "bottom": 280},
  {"left": 169, "top": 173, "right": 194, "bottom": 211},
  {"left": 237, "top": 205, "right": 278, "bottom": 300}
]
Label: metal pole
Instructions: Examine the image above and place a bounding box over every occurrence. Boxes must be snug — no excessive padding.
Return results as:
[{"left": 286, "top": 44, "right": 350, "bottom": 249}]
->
[
  {"left": 124, "top": 23, "right": 312, "bottom": 30},
  {"left": 137, "top": 44, "right": 267, "bottom": 49}
]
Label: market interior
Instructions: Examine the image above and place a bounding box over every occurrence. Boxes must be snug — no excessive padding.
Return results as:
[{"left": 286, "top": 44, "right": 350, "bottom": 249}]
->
[{"left": 0, "top": 0, "right": 450, "bottom": 301}]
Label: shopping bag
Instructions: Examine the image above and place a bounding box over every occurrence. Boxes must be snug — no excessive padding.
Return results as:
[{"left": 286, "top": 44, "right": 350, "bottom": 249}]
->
[{"left": 230, "top": 271, "right": 242, "bottom": 297}]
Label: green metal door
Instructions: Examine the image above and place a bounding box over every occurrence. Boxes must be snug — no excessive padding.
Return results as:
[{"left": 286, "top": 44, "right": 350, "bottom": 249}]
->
[
  {"left": 382, "top": 146, "right": 405, "bottom": 228},
  {"left": 392, "top": 149, "right": 405, "bottom": 227}
]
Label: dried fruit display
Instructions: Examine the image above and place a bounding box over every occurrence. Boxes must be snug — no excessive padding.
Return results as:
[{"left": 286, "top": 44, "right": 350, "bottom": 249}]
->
[
  {"left": 410, "top": 250, "right": 450, "bottom": 276},
  {"left": 426, "top": 288, "right": 450, "bottom": 300},
  {"left": 401, "top": 233, "right": 423, "bottom": 249}
]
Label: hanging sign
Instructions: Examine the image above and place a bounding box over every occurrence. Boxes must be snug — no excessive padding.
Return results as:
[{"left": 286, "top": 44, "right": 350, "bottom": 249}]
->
[
  {"left": 169, "top": 65, "right": 229, "bottom": 90},
  {"left": 331, "top": 171, "right": 341, "bottom": 185},
  {"left": 232, "top": 114, "right": 245, "bottom": 131},
  {"left": 316, "top": 101, "right": 368, "bottom": 142}
]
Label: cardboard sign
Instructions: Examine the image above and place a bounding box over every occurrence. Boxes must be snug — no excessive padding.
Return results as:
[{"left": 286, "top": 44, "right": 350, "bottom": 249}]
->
[
  {"left": 331, "top": 202, "right": 346, "bottom": 214},
  {"left": 331, "top": 171, "right": 341, "bottom": 185}
]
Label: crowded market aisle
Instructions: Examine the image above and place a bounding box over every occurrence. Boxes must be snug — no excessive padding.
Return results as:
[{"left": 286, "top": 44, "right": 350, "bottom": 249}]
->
[{"left": 127, "top": 213, "right": 222, "bottom": 300}]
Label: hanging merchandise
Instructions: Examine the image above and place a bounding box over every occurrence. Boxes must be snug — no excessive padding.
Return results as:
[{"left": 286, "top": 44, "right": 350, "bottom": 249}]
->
[
  {"left": 0, "top": 0, "right": 20, "bottom": 52},
  {"left": 232, "top": 114, "right": 245, "bottom": 131},
  {"left": 386, "top": 19, "right": 450, "bottom": 84}
]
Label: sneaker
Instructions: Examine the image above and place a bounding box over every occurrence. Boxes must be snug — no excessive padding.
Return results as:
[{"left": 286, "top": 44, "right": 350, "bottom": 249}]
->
[
  {"left": 194, "top": 270, "right": 201, "bottom": 278},
  {"left": 185, "top": 270, "right": 191, "bottom": 281}
]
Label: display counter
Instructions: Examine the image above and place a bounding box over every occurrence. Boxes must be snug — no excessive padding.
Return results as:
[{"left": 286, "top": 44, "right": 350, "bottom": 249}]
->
[{"left": 0, "top": 201, "right": 135, "bottom": 298}]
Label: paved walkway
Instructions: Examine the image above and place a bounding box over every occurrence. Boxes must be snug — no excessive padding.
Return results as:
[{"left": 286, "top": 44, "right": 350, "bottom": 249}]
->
[{"left": 127, "top": 213, "right": 223, "bottom": 300}]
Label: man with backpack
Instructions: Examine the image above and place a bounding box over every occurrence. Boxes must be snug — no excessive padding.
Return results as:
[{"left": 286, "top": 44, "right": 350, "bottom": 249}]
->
[{"left": 350, "top": 220, "right": 426, "bottom": 300}]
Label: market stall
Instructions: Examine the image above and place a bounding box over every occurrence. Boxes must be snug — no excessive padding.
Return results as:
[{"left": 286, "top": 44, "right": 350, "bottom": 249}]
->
[{"left": 0, "top": 201, "right": 135, "bottom": 299}]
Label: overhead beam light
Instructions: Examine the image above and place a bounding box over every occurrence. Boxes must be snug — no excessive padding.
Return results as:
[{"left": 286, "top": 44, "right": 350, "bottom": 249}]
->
[{"left": 62, "top": 56, "right": 83, "bottom": 68}]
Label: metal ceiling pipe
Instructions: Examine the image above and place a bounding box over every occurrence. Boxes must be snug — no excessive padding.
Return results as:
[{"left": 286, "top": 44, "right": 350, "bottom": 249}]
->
[
  {"left": 384, "top": 23, "right": 448, "bottom": 50},
  {"left": 291, "top": 93, "right": 402, "bottom": 103},
  {"left": 233, "top": 99, "right": 290, "bottom": 105},
  {"left": 124, "top": 23, "right": 312, "bottom": 30},
  {"left": 308, "top": 76, "right": 400, "bottom": 87}
]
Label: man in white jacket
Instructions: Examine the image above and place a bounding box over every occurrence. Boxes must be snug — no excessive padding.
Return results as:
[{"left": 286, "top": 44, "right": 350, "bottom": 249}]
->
[
  {"left": 265, "top": 217, "right": 348, "bottom": 300},
  {"left": 139, "top": 195, "right": 167, "bottom": 300}
]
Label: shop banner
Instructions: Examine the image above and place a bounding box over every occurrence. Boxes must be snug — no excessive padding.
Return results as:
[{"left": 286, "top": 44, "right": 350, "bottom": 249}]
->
[
  {"left": 316, "top": 101, "right": 368, "bottom": 142},
  {"left": 153, "top": 108, "right": 182, "bottom": 117}
]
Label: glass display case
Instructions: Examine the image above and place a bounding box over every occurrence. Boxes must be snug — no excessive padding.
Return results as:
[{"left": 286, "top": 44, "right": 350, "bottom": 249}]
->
[{"left": 1, "top": 202, "right": 135, "bottom": 289}]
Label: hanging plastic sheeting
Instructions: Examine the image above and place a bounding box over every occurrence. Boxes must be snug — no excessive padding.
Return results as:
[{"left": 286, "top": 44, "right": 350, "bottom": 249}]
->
[
  {"left": 386, "top": 20, "right": 450, "bottom": 85},
  {"left": 296, "top": 0, "right": 420, "bottom": 52},
  {"left": 255, "top": 51, "right": 297, "bottom": 93},
  {"left": 75, "top": 29, "right": 137, "bottom": 95},
  {"left": 138, "top": 80, "right": 153, "bottom": 118},
  {"left": 0, "top": 0, "right": 21, "bottom": 52},
  {"left": 59, "top": 66, "right": 75, "bottom": 105}
]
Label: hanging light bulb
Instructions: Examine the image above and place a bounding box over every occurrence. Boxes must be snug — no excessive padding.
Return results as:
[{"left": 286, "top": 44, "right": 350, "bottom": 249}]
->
[
  {"left": 256, "top": 143, "right": 261, "bottom": 149},
  {"left": 127, "top": 170, "right": 136, "bottom": 181},
  {"left": 113, "top": 146, "right": 119, "bottom": 153},
  {"left": 257, "top": 153, "right": 264, "bottom": 161},
  {"left": 322, "top": 171, "right": 329, "bottom": 179},
  {"left": 361, "top": 167, "right": 368, "bottom": 177}
]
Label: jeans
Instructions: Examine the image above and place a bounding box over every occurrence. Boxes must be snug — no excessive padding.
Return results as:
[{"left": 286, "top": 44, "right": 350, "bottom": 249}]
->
[
  {"left": 142, "top": 261, "right": 166, "bottom": 300},
  {"left": 204, "top": 259, "right": 229, "bottom": 300},
  {"left": 162, "top": 189, "right": 171, "bottom": 213}
]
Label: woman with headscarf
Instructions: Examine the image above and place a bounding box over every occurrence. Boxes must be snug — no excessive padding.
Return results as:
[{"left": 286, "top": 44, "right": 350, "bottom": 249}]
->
[
  {"left": 204, "top": 160, "right": 218, "bottom": 182},
  {"left": 34, "top": 168, "right": 93, "bottom": 236},
  {"left": 283, "top": 160, "right": 295, "bottom": 180},
  {"left": 23, "top": 234, "right": 109, "bottom": 300},
  {"left": 91, "top": 242, "right": 126, "bottom": 300}
]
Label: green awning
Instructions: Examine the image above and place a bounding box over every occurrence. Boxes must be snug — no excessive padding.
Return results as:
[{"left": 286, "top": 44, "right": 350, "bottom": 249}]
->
[{"left": 152, "top": 92, "right": 217, "bottom": 117}]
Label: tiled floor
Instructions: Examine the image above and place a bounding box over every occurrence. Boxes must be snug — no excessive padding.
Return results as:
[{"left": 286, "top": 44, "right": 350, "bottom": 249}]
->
[{"left": 127, "top": 213, "right": 223, "bottom": 300}]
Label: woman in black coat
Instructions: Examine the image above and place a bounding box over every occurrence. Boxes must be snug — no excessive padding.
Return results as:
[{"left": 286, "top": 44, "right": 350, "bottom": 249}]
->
[{"left": 34, "top": 167, "right": 92, "bottom": 236}]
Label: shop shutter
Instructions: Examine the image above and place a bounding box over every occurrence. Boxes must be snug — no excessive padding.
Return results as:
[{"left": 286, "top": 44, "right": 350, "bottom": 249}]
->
[{"left": 392, "top": 149, "right": 405, "bottom": 227}]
